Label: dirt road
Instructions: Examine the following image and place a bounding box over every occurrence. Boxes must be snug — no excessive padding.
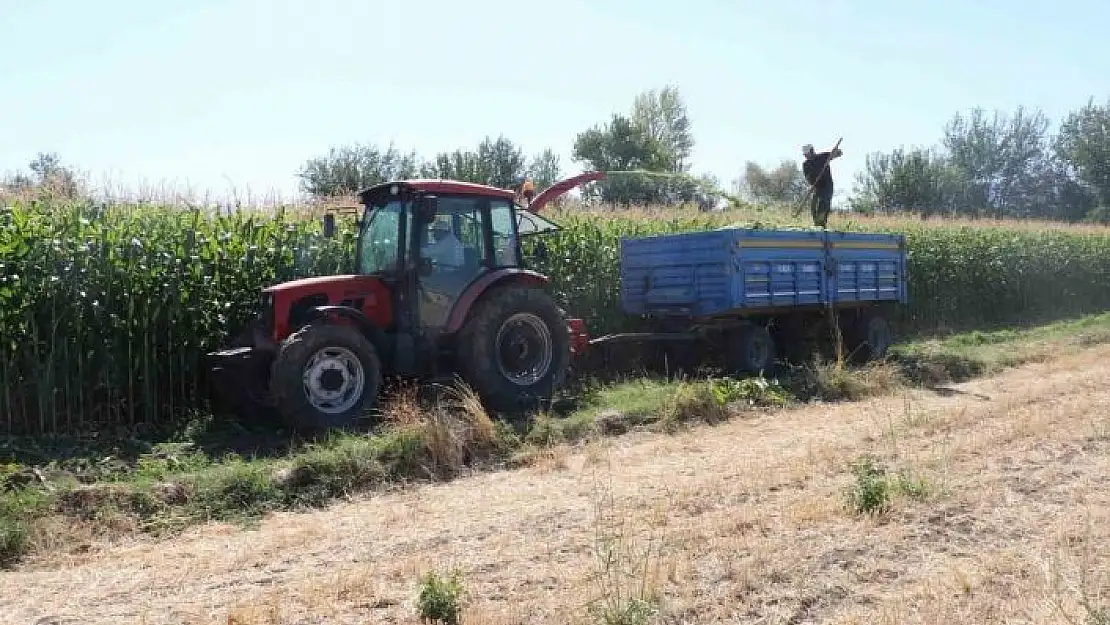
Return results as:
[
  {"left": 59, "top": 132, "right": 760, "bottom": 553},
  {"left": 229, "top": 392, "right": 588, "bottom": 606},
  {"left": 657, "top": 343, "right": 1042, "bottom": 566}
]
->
[{"left": 3, "top": 346, "right": 1110, "bottom": 625}]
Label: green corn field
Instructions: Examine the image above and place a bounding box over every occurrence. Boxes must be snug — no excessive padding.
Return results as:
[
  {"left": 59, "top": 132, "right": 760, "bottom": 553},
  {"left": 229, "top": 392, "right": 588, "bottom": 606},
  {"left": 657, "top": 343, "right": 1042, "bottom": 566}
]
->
[{"left": 2, "top": 197, "right": 1110, "bottom": 435}]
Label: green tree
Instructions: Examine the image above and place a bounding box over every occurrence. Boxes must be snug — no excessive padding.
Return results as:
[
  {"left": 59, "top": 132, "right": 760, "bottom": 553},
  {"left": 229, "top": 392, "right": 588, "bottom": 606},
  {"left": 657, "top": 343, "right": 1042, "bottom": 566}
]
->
[
  {"left": 571, "top": 86, "right": 709, "bottom": 206},
  {"left": 421, "top": 135, "right": 528, "bottom": 189},
  {"left": 942, "top": 106, "right": 1055, "bottom": 217},
  {"left": 297, "top": 143, "right": 420, "bottom": 197},
  {"left": 848, "top": 104, "right": 1097, "bottom": 221},
  {"left": 476, "top": 135, "right": 527, "bottom": 188},
  {"left": 1027, "top": 158, "right": 1097, "bottom": 222},
  {"left": 572, "top": 113, "right": 675, "bottom": 205},
  {"left": 420, "top": 151, "right": 483, "bottom": 184},
  {"left": 849, "top": 147, "right": 970, "bottom": 218},
  {"left": 527, "top": 148, "right": 562, "bottom": 190},
  {"left": 3, "top": 152, "right": 82, "bottom": 198},
  {"left": 738, "top": 159, "right": 807, "bottom": 204},
  {"left": 572, "top": 114, "right": 670, "bottom": 173},
  {"left": 1055, "top": 97, "right": 1110, "bottom": 210},
  {"left": 631, "top": 85, "right": 694, "bottom": 172}
]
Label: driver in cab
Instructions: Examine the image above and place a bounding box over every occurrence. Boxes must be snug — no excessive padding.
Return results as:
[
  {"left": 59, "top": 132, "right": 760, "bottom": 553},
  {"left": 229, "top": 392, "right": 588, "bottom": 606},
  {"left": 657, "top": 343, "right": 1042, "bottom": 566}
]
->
[{"left": 422, "top": 219, "right": 465, "bottom": 269}]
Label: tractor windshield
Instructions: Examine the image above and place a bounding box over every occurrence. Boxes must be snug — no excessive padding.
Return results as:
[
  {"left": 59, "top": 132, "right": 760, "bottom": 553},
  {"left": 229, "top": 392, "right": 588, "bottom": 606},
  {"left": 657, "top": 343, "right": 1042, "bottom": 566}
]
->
[{"left": 357, "top": 199, "right": 405, "bottom": 274}]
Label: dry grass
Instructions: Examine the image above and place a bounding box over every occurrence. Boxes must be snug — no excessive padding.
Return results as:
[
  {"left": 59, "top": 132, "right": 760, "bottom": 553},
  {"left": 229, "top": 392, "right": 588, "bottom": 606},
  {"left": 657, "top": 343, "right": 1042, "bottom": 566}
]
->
[
  {"left": 804, "top": 359, "right": 908, "bottom": 402},
  {"left": 376, "top": 378, "right": 506, "bottom": 479},
  {"left": 3, "top": 346, "right": 1110, "bottom": 624}
]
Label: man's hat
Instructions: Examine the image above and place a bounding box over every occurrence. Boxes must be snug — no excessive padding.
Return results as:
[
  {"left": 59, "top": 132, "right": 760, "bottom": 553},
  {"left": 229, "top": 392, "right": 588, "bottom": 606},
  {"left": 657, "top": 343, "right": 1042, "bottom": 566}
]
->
[{"left": 802, "top": 144, "right": 814, "bottom": 154}]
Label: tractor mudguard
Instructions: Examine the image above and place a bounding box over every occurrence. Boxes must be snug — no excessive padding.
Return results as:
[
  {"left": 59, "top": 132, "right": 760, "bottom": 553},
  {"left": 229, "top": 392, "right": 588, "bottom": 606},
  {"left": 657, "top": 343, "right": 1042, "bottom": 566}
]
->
[
  {"left": 307, "top": 305, "right": 394, "bottom": 367},
  {"left": 309, "top": 304, "right": 376, "bottom": 331},
  {"left": 443, "top": 268, "right": 549, "bottom": 334}
]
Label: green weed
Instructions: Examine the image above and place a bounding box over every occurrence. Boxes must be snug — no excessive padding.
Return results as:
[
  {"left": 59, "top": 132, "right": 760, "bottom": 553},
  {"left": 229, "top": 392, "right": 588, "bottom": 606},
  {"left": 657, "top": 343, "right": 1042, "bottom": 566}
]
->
[
  {"left": 710, "top": 375, "right": 791, "bottom": 408},
  {"left": 846, "top": 455, "right": 891, "bottom": 517},
  {"left": 656, "top": 380, "right": 727, "bottom": 432},
  {"left": 186, "top": 459, "right": 280, "bottom": 523},
  {"left": 892, "top": 468, "right": 934, "bottom": 501},
  {"left": 0, "top": 516, "right": 28, "bottom": 566},
  {"left": 416, "top": 569, "right": 466, "bottom": 625}
]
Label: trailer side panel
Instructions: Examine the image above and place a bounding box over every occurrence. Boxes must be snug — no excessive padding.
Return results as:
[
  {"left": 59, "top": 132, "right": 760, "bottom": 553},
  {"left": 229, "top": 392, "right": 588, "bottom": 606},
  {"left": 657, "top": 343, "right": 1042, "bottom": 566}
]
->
[
  {"left": 619, "top": 227, "right": 908, "bottom": 319},
  {"left": 620, "top": 229, "right": 733, "bottom": 317},
  {"left": 826, "top": 231, "right": 908, "bottom": 305},
  {"left": 735, "top": 229, "right": 827, "bottom": 310}
]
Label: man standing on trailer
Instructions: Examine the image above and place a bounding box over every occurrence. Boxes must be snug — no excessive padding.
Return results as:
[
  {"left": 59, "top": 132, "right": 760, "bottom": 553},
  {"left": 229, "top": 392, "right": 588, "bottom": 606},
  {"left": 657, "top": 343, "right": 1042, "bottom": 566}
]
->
[{"left": 801, "top": 142, "right": 843, "bottom": 228}]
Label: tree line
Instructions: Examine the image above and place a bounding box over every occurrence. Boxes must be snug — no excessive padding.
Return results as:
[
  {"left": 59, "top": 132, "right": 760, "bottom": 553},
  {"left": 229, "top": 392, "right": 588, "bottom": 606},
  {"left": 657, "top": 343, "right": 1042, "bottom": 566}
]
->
[
  {"left": 296, "top": 137, "right": 562, "bottom": 198},
  {"left": 6, "top": 87, "right": 1110, "bottom": 223},
  {"left": 741, "top": 98, "right": 1110, "bottom": 222},
  {"left": 296, "top": 86, "right": 722, "bottom": 209}
]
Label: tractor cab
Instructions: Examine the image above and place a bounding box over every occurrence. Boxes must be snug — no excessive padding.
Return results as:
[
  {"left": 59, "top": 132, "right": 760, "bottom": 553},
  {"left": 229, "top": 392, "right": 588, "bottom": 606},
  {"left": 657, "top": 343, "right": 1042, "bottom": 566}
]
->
[
  {"left": 333, "top": 179, "right": 563, "bottom": 341},
  {"left": 208, "top": 174, "right": 602, "bottom": 434},
  {"left": 328, "top": 179, "right": 562, "bottom": 269}
]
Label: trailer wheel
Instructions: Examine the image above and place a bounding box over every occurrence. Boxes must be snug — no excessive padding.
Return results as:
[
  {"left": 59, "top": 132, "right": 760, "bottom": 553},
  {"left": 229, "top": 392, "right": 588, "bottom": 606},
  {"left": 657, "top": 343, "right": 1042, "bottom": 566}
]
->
[
  {"left": 270, "top": 323, "right": 383, "bottom": 433},
  {"left": 725, "top": 324, "right": 776, "bottom": 374},
  {"left": 769, "top": 314, "right": 818, "bottom": 364},
  {"left": 456, "top": 286, "right": 571, "bottom": 412},
  {"left": 847, "top": 312, "right": 893, "bottom": 363}
]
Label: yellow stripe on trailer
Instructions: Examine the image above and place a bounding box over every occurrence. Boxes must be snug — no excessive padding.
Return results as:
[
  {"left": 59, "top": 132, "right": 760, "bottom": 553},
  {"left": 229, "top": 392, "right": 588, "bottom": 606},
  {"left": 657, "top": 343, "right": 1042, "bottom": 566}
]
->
[
  {"left": 738, "top": 240, "right": 824, "bottom": 249},
  {"left": 830, "top": 241, "right": 902, "bottom": 250}
]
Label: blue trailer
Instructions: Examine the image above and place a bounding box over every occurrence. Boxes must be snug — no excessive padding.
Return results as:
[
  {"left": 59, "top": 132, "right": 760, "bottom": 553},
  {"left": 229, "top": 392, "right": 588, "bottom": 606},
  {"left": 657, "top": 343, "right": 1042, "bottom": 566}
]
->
[{"left": 589, "top": 226, "right": 908, "bottom": 373}]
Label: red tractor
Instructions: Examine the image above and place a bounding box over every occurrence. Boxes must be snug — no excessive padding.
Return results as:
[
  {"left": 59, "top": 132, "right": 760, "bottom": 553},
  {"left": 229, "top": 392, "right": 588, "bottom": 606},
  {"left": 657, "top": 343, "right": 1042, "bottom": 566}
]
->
[{"left": 206, "top": 173, "right": 603, "bottom": 432}]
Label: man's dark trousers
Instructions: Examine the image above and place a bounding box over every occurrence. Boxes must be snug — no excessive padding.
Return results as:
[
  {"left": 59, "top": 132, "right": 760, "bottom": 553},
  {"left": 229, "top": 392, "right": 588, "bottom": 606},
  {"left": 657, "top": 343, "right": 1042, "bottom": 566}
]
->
[{"left": 811, "top": 186, "right": 832, "bottom": 228}]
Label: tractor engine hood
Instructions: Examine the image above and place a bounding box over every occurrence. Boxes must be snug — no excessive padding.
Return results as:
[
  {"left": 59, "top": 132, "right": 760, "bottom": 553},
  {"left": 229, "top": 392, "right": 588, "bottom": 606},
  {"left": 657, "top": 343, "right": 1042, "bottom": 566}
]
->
[{"left": 262, "top": 274, "right": 393, "bottom": 341}]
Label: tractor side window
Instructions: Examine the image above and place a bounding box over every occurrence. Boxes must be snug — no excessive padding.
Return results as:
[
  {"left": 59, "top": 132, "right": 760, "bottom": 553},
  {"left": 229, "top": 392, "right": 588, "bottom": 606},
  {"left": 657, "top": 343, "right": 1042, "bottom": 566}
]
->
[
  {"left": 490, "top": 200, "right": 518, "bottom": 266},
  {"left": 358, "top": 200, "right": 402, "bottom": 274}
]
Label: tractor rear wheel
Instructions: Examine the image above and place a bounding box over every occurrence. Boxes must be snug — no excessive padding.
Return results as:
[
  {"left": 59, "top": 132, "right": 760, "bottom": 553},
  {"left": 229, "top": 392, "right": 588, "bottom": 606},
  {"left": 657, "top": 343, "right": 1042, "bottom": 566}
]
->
[
  {"left": 270, "top": 323, "right": 383, "bottom": 433},
  {"left": 456, "top": 286, "right": 571, "bottom": 412}
]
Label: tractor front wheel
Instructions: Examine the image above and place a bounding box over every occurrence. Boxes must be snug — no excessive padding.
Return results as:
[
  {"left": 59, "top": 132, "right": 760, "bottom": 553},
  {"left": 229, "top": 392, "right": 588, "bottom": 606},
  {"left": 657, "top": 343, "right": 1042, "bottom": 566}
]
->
[
  {"left": 457, "top": 287, "right": 571, "bottom": 413},
  {"left": 270, "top": 323, "right": 383, "bottom": 433}
]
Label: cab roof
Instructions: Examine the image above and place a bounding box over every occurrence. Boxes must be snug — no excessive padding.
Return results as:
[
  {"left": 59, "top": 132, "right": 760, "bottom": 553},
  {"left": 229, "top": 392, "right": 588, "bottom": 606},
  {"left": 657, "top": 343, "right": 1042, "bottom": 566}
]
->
[{"left": 357, "top": 179, "right": 516, "bottom": 205}]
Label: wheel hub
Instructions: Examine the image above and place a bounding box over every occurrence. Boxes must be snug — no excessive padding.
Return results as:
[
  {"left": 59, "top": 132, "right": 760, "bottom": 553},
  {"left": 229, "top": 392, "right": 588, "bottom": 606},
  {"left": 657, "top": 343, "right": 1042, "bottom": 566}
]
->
[
  {"left": 496, "top": 313, "right": 553, "bottom": 386},
  {"left": 302, "top": 346, "right": 365, "bottom": 414},
  {"left": 319, "top": 368, "right": 345, "bottom": 392}
]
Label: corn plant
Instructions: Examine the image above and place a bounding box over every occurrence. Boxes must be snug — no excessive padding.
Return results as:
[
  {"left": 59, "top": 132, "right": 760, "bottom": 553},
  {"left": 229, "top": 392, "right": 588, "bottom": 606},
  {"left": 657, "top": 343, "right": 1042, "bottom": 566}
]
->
[
  {"left": 0, "top": 200, "right": 355, "bottom": 435},
  {"left": 2, "top": 197, "right": 1110, "bottom": 435}
]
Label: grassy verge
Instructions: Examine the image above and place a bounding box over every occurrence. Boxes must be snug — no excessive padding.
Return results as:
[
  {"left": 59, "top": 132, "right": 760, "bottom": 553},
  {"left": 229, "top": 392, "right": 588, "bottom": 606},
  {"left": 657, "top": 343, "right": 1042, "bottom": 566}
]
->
[
  {"left": 3, "top": 311, "right": 1110, "bottom": 568},
  {"left": 890, "top": 310, "right": 1110, "bottom": 385}
]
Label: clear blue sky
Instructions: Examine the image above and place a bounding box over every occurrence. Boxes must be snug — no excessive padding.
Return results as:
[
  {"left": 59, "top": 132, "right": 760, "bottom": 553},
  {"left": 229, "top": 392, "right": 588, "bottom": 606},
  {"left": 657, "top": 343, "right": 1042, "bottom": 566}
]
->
[{"left": 2, "top": 0, "right": 1108, "bottom": 203}]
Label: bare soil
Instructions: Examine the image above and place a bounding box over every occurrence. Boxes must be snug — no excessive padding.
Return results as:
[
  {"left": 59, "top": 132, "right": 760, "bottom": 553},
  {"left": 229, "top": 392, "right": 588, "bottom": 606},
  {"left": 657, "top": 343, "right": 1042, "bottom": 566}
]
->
[{"left": 3, "top": 346, "right": 1110, "bottom": 624}]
